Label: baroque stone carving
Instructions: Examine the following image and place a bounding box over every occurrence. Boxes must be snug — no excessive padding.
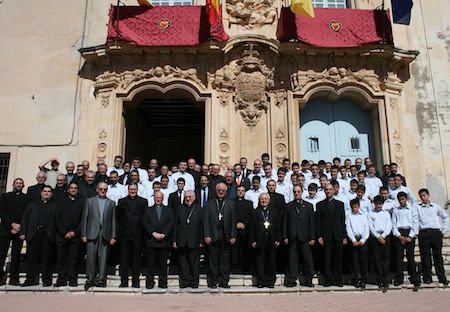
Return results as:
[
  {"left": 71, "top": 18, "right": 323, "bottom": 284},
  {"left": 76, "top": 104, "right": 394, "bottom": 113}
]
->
[
  {"left": 220, "top": 128, "right": 229, "bottom": 140},
  {"left": 291, "top": 67, "right": 380, "bottom": 92},
  {"left": 275, "top": 127, "right": 285, "bottom": 140},
  {"left": 219, "top": 143, "right": 230, "bottom": 153},
  {"left": 389, "top": 97, "right": 398, "bottom": 109},
  {"left": 94, "top": 65, "right": 205, "bottom": 93},
  {"left": 226, "top": 0, "right": 277, "bottom": 29},
  {"left": 271, "top": 90, "right": 286, "bottom": 107},
  {"left": 219, "top": 156, "right": 230, "bottom": 170},
  {"left": 101, "top": 95, "right": 110, "bottom": 108},
  {"left": 99, "top": 130, "right": 107, "bottom": 139},
  {"left": 213, "top": 45, "right": 275, "bottom": 128}
]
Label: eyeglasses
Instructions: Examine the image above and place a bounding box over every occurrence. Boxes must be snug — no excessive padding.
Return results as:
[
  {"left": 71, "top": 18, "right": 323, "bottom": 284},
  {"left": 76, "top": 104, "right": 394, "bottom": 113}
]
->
[{"left": 98, "top": 188, "right": 107, "bottom": 191}]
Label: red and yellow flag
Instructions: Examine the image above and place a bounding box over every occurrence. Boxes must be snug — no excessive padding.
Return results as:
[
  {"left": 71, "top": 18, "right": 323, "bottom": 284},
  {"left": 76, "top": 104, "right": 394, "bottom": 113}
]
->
[
  {"left": 137, "top": 0, "right": 154, "bottom": 7},
  {"left": 206, "top": 0, "right": 220, "bottom": 25},
  {"left": 290, "top": 0, "right": 315, "bottom": 18}
]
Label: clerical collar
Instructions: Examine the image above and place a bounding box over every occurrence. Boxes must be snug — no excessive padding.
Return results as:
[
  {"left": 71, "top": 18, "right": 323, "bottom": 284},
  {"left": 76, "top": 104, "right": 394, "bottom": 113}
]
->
[
  {"left": 42, "top": 200, "right": 48, "bottom": 204},
  {"left": 237, "top": 197, "right": 243, "bottom": 201}
]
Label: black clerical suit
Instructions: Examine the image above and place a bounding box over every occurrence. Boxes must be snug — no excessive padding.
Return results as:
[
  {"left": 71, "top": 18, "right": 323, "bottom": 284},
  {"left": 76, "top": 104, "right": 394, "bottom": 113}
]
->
[
  {"left": 268, "top": 191, "right": 287, "bottom": 272},
  {"left": 27, "top": 183, "right": 45, "bottom": 202},
  {"left": 173, "top": 203, "right": 203, "bottom": 288},
  {"left": 143, "top": 204, "right": 174, "bottom": 288},
  {"left": 231, "top": 197, "right": 253, "bottom": 271},
  {"left": 168, "top": 190, "right": 184, "bottom": 211},
  {"left": 203, "top": 198, "right": 236, "bottom": 287},
  {"left": 20, "top": 199, "right": 57, "bottom": 285},
  {"left": 249, "top": 205, "right": 281, "bottom": 287},
  {"left": 55, "top": 194, "right": 84, "bottom": 286},
  {"left": 315, "top": 198, "right": 347, "bottom": 285},
  {"left": 284, "top": 199, "right": 316, "bottom": 286},
  {"left": 0, "top": 190, "right": 28, "bottom": 285},
  {"left": 117, "top": 195, "right": 147, "bottom": 287},
  {"left": 78, "top": 182, "right": 97, "bottom": 199}
]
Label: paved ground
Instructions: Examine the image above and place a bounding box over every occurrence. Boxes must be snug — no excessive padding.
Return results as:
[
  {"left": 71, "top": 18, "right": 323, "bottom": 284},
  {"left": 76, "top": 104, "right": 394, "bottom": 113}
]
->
[{"left": 2, "top": 289, "right": 449, "bottom": 312}]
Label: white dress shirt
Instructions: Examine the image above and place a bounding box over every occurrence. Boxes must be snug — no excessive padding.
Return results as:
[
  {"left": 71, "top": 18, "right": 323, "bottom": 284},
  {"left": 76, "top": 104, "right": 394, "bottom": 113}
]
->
[
  {"left": 244, "top": 188, "right": 263, "bottom": 208},
  {"left": 416, "top": 202, "right": 449, "bottom": 233},
  {"left": 368, "top": 208, "right": 392, "bottom": 238},
  {"left": 346, "top": 210, "right": 370, "bottom": 243},
  {"left": 392, "top": 204, "right": 418, "bottom": 238}
]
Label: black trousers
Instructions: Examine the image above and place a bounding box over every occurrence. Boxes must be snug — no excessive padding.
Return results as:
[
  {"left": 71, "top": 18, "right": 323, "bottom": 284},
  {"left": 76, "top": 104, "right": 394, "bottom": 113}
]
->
[
  {"left": 394, "top": 229, "right": 419, "bottom": 283},
  {"left": 254, "top": 238, "right": 277, "bottom": 287},
  {"left": 349, "top": 242, "right": 368, "bottom": 282},
  {"left": 231, "top": 232, "right": 250, "bottom": 271},
  {"left": 146, "top": 247, "right": 169, "bottom": 287},
  {"left": 56, "top": 237, "right": 81, "bottom": 284},
  {"left": 119, "top": 236, "right": 142, "bottom": 285},
  {"left": 206, "top": 231, "right": 231, "bottom": 286},
  {"left": 0, "top": 235, "right": 23, "bottom": 284},
  {"left": 25, "top": 228, "right": 53, "bottom": 284},
  {"left": 323, "top": 239, "right": 343, "bottom": 284},
  {"left": 178, "top": 246, "right": 200, "bottom": 287},
  {"left": 418, "top": 229, "right": 447, "bottom": 283},
  {"left": 370, "top": 235, "right": 390, "bottom": 284},
  {"left": 286, "top": 238, "right": 314, "bottom": 284}
]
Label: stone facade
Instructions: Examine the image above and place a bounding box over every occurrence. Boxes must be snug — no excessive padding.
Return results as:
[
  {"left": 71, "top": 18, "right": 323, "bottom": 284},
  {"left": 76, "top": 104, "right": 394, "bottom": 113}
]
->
[{"left": 0, "top": 0, "right": 449, "bottom": 206}]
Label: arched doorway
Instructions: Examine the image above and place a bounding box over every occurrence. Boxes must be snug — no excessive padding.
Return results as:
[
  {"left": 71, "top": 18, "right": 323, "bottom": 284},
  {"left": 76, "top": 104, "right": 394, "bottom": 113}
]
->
[
  {"left": 300, "top": 98, "right": 374, "bottom": 163},
  {"left": 123, "top": 89, "right": 205, "bottom": 166}
]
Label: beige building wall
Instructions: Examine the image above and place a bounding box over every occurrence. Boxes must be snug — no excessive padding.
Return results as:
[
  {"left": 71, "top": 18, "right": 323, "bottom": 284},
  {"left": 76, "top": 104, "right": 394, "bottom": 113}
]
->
[{"left": 0, "top": 0, "right": 448, "bottom": 206}]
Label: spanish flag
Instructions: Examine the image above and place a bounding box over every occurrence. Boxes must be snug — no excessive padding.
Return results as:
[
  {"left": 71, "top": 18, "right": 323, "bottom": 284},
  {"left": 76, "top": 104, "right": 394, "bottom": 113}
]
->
[
  {"left": 137, "top": 0, "right": 154, "bottom": 7},
  {"left": 206, "top": 0, "right": 220, "bottom": 25},
  {"left": 290, "top": 0, "right": 315, "bottom": 18}
]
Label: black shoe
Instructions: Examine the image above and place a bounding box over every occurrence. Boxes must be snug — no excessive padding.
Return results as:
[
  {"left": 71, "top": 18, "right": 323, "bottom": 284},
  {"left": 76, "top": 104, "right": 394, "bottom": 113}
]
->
[
  {"left": 301, "top": 282, "right": 314, "bottom": 288},
  {"left": 360, "top": 283, "right": 366, "bottom": 289},
  {"left": 423, "top": 279, "right": 432, "bottom": 284},
  {"left": 9, "top": 280, "right": 20, "bottom": 286},
  {"left": 191, "top": 285, "right": 198, "bottom": 289},
  {"left": 69, "top": 282, "right": 78, "bottom": 287},
  {"left": 257, "top": 284, "right": 264, "bottom": 288},
  {"left": 0, "top": 281, "right": 5, "bottom": 286},
  {"left": 22, "top": 280, "right": 39, "bottom": 287},
  {"left": 285, "top": 282, "right": 296, "bottom": 288},
  {"left": 95, "top": 281, "right": 106, "bottom": 288},
  {"left": 43, "top": 282, "right": 52, "bottom": 287},
  {"left": 441, "top": 280, "right": 449, "bottom": 287},
  {"left": 219, "top": 283, "right": 230, "bottom": 289},
  {"left": 393, "top": 280, "right": 402, "bottom": 286},
  {"left": 334, "top": 282, "right": 343, "bottom": 287},
  {"left": 132, "top": 283, "right": 140, "bottom": 288},
  {"left": 158, "top": 285, "right": 168, "bottom": 289},
  {"left": 268, "top": 284, "right": 274, "bottom": 288},
  {"left": 353, "top": 281, "right": 360, "bottom": 288},
  {"left": 179, "top": 285, "right": 187, "bottom": 289},
  {"left": 208, "top": 284, "right": 217, "bottom": 289},
  {"left": 53, "top": 283, "right": 66, "bottom": 287},
  {"left": 323, "top": 283, "right": 332, "bottom": 287},
  {"left": 119, "top": 283, "right": 128, "bottom": 288}
]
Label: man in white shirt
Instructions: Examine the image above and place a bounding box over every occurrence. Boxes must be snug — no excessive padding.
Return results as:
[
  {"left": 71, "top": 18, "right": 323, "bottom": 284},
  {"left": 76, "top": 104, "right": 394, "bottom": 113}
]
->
[
  {"left": 260, "top": 163, "right": 277, "bottom": 192},
  {"left": 364, "top": 165, "right": 383, "bottom": 201},
  {"left": 244, "top": 176, "right": 263, "bottom": 209},
  {"left": 276, "top": 168, "right": 293, "bottom": 203},
  {"left": 107, "top": 155, "right": 124, "bottom": 177},
  {"left": 131, "top": 157, "right": 147, "bottom": 183},
  {"left": 171, "top": 160, "right": 196, "bottom": 191},
  {"left": 107, "top": 171, "right": 126, "bottom": 205}
]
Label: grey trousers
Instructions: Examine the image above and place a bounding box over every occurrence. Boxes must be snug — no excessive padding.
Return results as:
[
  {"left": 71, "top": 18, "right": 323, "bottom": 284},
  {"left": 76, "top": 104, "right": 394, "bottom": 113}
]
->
[{"left": 86, "top": 230, "right": 110, "bottom": 283}]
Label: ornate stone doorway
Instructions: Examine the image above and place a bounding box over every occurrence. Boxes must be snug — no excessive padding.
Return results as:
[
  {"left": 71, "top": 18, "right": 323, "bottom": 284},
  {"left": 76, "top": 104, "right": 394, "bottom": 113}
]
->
[{"left": 123, "top": 89, "right": 205, "bottom": 166}]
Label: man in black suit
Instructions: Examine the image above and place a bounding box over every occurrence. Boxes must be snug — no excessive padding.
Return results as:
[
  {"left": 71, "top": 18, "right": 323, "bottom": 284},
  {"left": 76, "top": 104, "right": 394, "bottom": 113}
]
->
[
  {"left": 54, "top": 181, "right": 84, "bottom": 287},
  {"left": 283, "top": 185, "right": 316, "bottom": 287},
  {"left": 20, "top": 185, "right": 57, "bottom": 286},
  {"left": 143, "top": 190, "right": 174, "bottom": 289},
  {"left": 117, "top": 183, "right": 147, "bottom": 288},
  {"left": 231, "top": 185, "right": 253, "bottom": 272},
  {"left": 168, "top": 177, "right": 186, "bottom": 211},
  {"left": 203, "top": 182, "right": 236, "bottom": 288},
  {"left": 78, "top": 171, "right": 97, "bottom": 199},
  {"left": 249, "top": 193, "right": 281, "bottom": 288},
  {"left": 195, "top": 175, "right": 214, "bottom": 208},
  {"left": 239, "top": 157, "right": 252, "bottom": 177},
  {"left": 26, "top": 171, "right": 47, "bottom": 201},
  {"left": 0, "top": 178, "right": 29, "bottom": 285},
  {"left": 52, "top": 174, "right": 67, "bottom": 203},
  {"left": 81, "top": 182, "right": 117, "bottom": 290},
  {"left": 316, "top": 183, "right": 347, "bottom": 287},
  {"left": 173, "top": 190, "right": 203, "bottom": 288}
]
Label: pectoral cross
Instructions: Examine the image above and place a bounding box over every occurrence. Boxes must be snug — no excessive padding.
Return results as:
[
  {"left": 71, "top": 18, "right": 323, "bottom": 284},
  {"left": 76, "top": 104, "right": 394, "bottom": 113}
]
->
[
  {"left": 218, "top": 213, "right": 223, "bottom": 221},
  {"left": 264, "top": 221, "right": 270, "bottom": 229}
]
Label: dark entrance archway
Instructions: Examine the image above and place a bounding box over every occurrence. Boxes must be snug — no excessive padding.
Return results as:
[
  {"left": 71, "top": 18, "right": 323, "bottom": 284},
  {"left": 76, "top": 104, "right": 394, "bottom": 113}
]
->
[{"left": 124, "top": 94, "right": 205, "bottom": 167}]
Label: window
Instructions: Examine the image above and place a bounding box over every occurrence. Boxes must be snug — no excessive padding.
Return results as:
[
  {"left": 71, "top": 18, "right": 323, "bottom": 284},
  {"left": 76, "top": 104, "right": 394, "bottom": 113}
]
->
[
  {"left": 309, "top": 136, "right": 320, "bottom": 153},
  {"left": 0, "top": 153, "right": 10, "bottom": 195},
  {"left": 350, "top": 137, "right": 360, "bottom": 151},
  {"left": 151, "top": 0, "right": 193, "bottom": 6},
  {"left": 312, "top": 0, "right": 347, "bottom": 8}
]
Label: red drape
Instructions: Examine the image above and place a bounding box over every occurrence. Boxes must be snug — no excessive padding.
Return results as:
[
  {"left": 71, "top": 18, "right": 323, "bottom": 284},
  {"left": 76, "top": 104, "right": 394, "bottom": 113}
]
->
[
  {"left": 278, "top": 7, "right": 392, "bottom": 48},
  {"left": 107, "top": 5, "right": 228, "bottom": 47}
]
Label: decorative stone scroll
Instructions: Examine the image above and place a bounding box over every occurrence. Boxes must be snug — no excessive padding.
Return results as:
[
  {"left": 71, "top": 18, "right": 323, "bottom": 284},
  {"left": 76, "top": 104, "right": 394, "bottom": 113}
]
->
[
  {"left": 291, "top": 67, "right": 381, "bottom": 92},
  {"left": 226, "top": 0, "right": 277, "bottom": 29},
  {"left": 94, "top": 65, "right": 205, "bottom": 95},
  {"left": 212, "top": 45, "right": 275, "bottom": 128}
]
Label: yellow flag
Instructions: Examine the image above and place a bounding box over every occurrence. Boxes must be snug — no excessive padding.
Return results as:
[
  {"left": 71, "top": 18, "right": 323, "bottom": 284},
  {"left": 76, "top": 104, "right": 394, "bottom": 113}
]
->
[
  {"left": 137, "top": 0, "right": 154, "bottom": 7},
  {"left": 291, "top": 0, "right": 315, "bottom": 18}
]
